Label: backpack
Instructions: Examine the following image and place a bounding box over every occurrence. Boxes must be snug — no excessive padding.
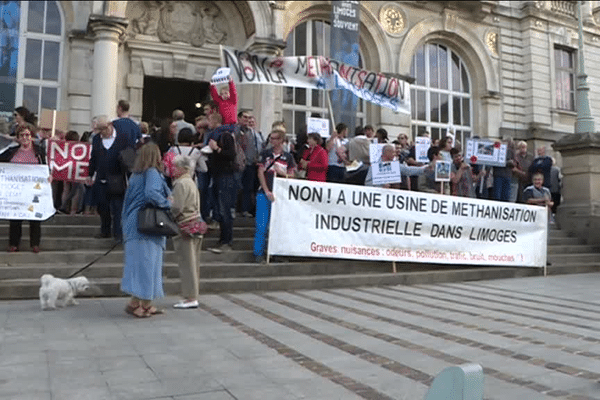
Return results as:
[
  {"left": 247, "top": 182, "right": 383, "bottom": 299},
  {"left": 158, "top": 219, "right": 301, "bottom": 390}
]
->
[{"left": 219, "top": 130, "right": 246, "bottom": 172}]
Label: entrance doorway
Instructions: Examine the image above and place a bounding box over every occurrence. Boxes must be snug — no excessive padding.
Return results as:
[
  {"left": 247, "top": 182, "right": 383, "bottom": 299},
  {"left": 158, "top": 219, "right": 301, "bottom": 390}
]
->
[{"left": 142, "top": 76, "right": 210, "bottom": 124}]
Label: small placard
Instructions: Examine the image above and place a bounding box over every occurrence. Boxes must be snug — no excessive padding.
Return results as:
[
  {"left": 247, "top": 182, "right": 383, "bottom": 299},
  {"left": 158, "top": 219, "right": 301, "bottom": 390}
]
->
[
  {"left": 39, "top": 109, "right": 69, "bottom": 133},
  {"left": 435, "top": 160, "right": 451, "bottom": 182},
  {"left": 415, "top": 137, "right": 431, "bottom": 164},
  {"left": 211, "top": 67, "right": 231, "bottom": 85},
  {"left": 306, "top": 117, "right": 330, "bottom": 138}
]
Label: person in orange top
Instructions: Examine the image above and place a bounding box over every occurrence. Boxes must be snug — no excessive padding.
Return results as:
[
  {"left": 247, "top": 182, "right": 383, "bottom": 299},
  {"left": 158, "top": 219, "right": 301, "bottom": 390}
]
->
[
  {"left": 299, "top": 133, "right": 329, "bottom": 182},
  {"left": 209, "top": 76, "right": 238, "bottom": 126}
]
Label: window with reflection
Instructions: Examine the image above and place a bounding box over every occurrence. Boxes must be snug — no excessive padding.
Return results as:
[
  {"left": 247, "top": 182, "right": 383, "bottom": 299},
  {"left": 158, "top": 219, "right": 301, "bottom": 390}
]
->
[
  {"left": 0, "top": 1, "right": 21, "bottom": 118},
  {"left": 410, "top": 43, "right": 472, "bottom": 147},
  {"left": 283, "top": 20, "right": 365, "bottom": 138},
  {"left": 16, "top": 0, "right": 62, "bottom": 118},
  {"left": 555, "top": 46, "right": 575, "bottom": 111}
]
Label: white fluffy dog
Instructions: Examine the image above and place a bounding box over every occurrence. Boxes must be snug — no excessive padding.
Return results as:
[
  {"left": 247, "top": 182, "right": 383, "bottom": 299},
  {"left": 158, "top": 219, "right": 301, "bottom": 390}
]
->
[{"left": 39, "top": 274, "right": 90, "bottom": 310}]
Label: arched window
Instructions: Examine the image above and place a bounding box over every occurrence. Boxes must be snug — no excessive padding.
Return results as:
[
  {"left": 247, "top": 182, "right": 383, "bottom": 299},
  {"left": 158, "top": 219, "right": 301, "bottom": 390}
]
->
[
  {"left": 283, "top": 20, "right": 365, "bottom": 137},
  {"left": 410, "top": 43, "right": 472, "bottom": 146},
  {"left": 15, "top": 0, "right": 63, "bottom": 118}
]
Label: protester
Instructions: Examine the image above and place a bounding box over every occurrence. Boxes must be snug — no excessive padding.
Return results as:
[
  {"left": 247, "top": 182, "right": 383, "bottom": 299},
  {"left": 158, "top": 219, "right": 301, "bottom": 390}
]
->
[
  {"left": 326, "top": 123, "right": 349, "bottom": 183},
  {"left": 122, "top": 142, "right": 172, "bottom": 318},
  {"left": 210, "top": 76, "right": 238, "bottom": 126},
  {"left": 300, "top": 133, "right": 328, "bottom": 182},
  {"left": 450, "top": 148, "right": 476, "bottom": 198},
  {"left": 236, "top": 110, "right": 264, "bottom": 217},
  {"left": 528, "top": 146, "right": 552, "bottom": 189},
  {"left": 344, "top": 126, "right": 372, "bottom": 185},
  {"left": 254, "top": 129, "right": 296, "bottom": 263},
  {"left": 172, "top": 110, "right": 195, "bottom": 145},
  {"left": 550, "top": 158, "right": 562, "bottom": 218},
  {"left": 513, "top": 140, "right": 534, "bottom": 203},
  {"left": 112, "top": 100, "right": 141, "bottom": 148},
  {"left": 0, "top": 124, "right": 46, "bottom": 253},
  {"left": 58, "top": 130, "right": 84, "bottom": 214},
  {"left": 395, "top": 133, "right": 410, "bottom": 163},
  {"left": 438, "top": 135, "right": 453, "bottom": 162},
  {"left": 171, "top": 155, "right": 203, "bottom": 309},
  {"left": 375, "top": 128, "right": 388, "bottom": 143},
  {"left": 206, "top": 123, "right": 237, "bottom": 254},
  {"left": 491, "top": 137, "right": 516, "bottom": 202},
  {"left": 10, "top": 107, "right": 36, "bottom": 136},
  {"left": 523, "top": 172, "right": 553, "bottom": 266},
  {"left": 364, "top": 144, "right": 426, "bottom": 188},
  {"left": 418, "top": 146, "right": 444, "bottom": 194},
  {"left": 88, "top": 115, "right": 128, "bottom": 240}
]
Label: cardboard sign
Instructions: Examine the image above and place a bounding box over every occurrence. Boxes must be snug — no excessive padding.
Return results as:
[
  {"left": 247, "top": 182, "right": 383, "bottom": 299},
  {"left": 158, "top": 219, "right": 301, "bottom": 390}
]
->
[
  {"left": 371, "top": 161, "right": 402, "bottom": 186},
  {"left": 306, "top": 117, "right": 330, "bottom": 138},
  {"left": 211, "top": 67, "right": 231, "bottom": 85},
  {"left": 415, "top": 137, "right": 431, "bottom": 164},
  {"left": 0, "top": 163, "right": 55, "bottom": 220},
  {"left": 39, "top": 109, "right": 69, "bottom": 135},
  {"left": 435, "top": 161, "right": 451, "bottom": 182},
  {"left": 465, "top": 139, "right": 507, "bottom": 167},
  {"left": 47, "top": 139, "right": 91, "bottom": 182}
]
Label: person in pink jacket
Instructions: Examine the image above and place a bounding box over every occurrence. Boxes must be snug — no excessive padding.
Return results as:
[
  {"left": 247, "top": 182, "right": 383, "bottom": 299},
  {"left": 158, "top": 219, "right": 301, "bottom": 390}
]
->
[
  {"left": 300, "top": 133, "right": 329, "bottom": 182},
  {"left": 209, "top": 77, "right": 238, "bottom": 126}
]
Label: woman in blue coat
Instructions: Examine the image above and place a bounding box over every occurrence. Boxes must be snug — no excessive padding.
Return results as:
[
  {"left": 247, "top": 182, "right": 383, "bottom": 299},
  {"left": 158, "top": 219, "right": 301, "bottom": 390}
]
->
[{"left": 122, "top": 143, "right": 172, "bottom": 318}]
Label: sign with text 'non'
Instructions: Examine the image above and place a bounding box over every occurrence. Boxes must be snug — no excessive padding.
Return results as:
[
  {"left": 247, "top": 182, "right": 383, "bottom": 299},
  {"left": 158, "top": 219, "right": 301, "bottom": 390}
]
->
[
  {"left": 0, "top": 164, "right": 54, "bottom": 221},
  {"left": 47, "top": 140, "right": 91, "bottom": 182},
  {"left": 221, "top": 46, "right": 411, "bottom": 114},
  {"left": 268, "top": 179, "right": 547, "bottom": 267}
]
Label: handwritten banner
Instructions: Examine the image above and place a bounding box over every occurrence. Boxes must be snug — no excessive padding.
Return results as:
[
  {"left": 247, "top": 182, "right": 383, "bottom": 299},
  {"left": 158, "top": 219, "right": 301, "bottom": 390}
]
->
[
  {"left": 268, "top": 179, "right": 548, "bottom": 267},
  {"left": 47, "top": 140, "right": 91, "bottom": 182},
  {"left": 221, "top": 46, "right": 411, "bottom": 114},
  {"left": 0, "top": 163, "right": 55, "bottom": 220}
]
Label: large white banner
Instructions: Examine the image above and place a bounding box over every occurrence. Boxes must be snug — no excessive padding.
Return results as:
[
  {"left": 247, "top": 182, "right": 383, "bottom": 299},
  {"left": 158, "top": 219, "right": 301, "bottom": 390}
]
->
[
  {"left": 0, "top": 164, "right": 55, "bottom": 220},
  {"left": 268, "top": 179, "right": 548, "bottom": 267},
  {"left": 221, "top": 46, "right": 411, "bottom": 114}
]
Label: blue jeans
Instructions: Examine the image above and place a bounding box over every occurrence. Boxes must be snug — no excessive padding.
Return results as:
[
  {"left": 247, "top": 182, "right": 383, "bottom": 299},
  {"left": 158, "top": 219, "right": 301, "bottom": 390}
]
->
[
  {"left": 215, "top": 174, "right": 236, "bottom": 245},
  {"left": 493, "top": 175, "right": 511, "bottom": 202},
  {"left": 253, "top": 191, "right": 271, "bottom": 257},
  {"left": 241, "top": 165, "right": 257, "bottom": 214},
  {"left": 197, "top": 171, "right": 213, "bottom": 222}
]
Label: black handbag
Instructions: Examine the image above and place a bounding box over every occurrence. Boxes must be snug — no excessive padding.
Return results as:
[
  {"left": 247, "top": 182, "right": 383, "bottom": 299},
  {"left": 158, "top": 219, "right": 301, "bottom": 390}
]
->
[
  {"left": 137, "top": 206, "right": 179, "bottom": 237},
  {"left": 136, "top": 169, "right": 178, "bottom": 237}
]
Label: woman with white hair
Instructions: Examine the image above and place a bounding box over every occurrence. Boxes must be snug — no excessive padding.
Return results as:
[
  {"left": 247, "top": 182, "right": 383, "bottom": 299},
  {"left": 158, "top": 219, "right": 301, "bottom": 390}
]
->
[{"left": 171, "top": 154, "right": 204, "bottom": 309}]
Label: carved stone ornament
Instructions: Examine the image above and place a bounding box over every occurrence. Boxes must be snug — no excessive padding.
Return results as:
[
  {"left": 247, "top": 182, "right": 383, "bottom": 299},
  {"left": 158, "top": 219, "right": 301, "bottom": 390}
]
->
[
  {"left": 486, "top": 31, "right": 498, "bottom": 56},
  {"left": 127, "top": 1, "right": 227, "bottom": 47},
  {"left": 379, "top": 3, "right": 405, "bottom": 36}
]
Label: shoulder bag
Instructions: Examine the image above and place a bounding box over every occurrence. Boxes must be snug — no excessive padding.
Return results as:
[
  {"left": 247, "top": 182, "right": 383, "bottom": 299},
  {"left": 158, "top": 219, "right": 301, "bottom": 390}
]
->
[{"left": 137, "top": 170, "right": 179, "bottom": 237}]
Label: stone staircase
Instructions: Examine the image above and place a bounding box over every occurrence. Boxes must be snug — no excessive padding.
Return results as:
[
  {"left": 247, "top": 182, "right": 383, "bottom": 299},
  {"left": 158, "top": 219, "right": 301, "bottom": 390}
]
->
[{"left": 1, "top": 214, "right": 599, "bottom": 300}]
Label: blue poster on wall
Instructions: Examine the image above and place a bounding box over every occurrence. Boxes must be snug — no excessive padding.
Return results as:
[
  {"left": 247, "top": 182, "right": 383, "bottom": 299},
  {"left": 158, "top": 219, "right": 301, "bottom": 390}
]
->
[
  {"left": 330, "top": 1, "right": 360, "bottom": 134},
  {"left": 0, "top": 1, "right": 21, "bottom": 120}
]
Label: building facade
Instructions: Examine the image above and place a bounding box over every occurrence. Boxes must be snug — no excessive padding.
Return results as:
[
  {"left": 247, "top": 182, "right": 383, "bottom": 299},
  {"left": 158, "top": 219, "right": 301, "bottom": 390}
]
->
[{"left": 2, "top": 1, "right": 600, "bottom": 157}]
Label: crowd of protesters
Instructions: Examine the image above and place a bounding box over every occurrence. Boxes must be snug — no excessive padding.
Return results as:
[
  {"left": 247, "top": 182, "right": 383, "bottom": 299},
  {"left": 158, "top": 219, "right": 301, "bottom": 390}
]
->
[{"left": 0, "top": 78, "right": 561, "bottom": 312}]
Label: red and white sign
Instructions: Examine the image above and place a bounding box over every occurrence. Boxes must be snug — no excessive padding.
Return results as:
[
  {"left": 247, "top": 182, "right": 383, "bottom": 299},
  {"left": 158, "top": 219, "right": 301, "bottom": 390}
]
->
[{"left": 47, "top": 140, "right": 91, "bottom": 182}]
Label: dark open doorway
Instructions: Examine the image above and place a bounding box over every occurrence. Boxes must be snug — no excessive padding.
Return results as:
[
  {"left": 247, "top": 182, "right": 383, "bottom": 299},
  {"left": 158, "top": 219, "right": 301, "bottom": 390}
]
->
[{"left": 142, "top": 76, "right": 210, "bottom": 125}]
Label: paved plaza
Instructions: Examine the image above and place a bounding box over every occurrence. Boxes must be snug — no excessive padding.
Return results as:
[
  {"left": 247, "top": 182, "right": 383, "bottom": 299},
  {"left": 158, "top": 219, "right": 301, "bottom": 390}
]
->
[{"left": 2, "top": 273, "right": 600, "bottom": 400}]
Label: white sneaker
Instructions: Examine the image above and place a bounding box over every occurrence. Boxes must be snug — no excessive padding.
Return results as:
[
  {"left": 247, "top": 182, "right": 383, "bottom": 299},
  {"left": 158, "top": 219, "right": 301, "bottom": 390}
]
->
[{"left": 173, "top": 300, "right": 199, "bottom": 309}]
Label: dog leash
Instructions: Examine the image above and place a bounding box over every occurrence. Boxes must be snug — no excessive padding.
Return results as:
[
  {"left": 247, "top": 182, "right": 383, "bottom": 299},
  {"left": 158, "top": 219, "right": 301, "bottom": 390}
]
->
[{"left": 67, "top": 240, "right": 122, "bottom": 279}]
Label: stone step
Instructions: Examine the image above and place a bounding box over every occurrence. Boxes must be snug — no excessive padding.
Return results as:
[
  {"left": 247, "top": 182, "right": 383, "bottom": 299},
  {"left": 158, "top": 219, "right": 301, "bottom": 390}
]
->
[
  {"left": 0, "top": 260, "right": 400, "bottom": 280},
  {"left": 547, "top": 237, "right": 583, "bottom": 246},
  {"left": 547, "top": 244, "right": 600, "bottom": 254},
  {"left": 0, "top": 265, "right": 544, "bottom": 300},
  {"left": 5, "top": 214, "right": 258, "bottom": 227},
  {"left": 0, "top": 249, "right": 261, "bottom": 265},
  {"left": 0, "top": 237, "right": 256, "bottom": 252},
  {"left": 0, "top": 225, "right": 255, "bottom": 238},
  {"left": 547, "top": 253, "right": 600, "bottom": 263}
]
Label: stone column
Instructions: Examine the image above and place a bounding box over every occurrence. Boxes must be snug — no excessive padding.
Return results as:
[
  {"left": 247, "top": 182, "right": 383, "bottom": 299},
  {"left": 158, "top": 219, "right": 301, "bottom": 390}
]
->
[
  {"left": 88, "top": 15, "right": 127, "bottom": 119},
  {"left": 553, "top": 133, "right": 600, "bottom": 244},
  {"left": 247, "top": 37, "right": 286, "bottom": 135}
]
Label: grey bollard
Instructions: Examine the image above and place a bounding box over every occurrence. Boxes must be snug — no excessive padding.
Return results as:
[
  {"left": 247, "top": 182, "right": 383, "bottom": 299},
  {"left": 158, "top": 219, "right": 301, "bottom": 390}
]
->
[{"left": 425, "top": 363, "right": 484, "bottom": 400}]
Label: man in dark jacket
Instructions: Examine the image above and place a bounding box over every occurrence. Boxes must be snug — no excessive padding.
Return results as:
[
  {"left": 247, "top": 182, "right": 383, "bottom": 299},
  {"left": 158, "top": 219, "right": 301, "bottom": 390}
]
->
[
  {"left": 88, "top": 116, "right": 128, "bottom": 240},
  {"left": 206, "top": 121, "right": 237, "bottom": 254}
]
